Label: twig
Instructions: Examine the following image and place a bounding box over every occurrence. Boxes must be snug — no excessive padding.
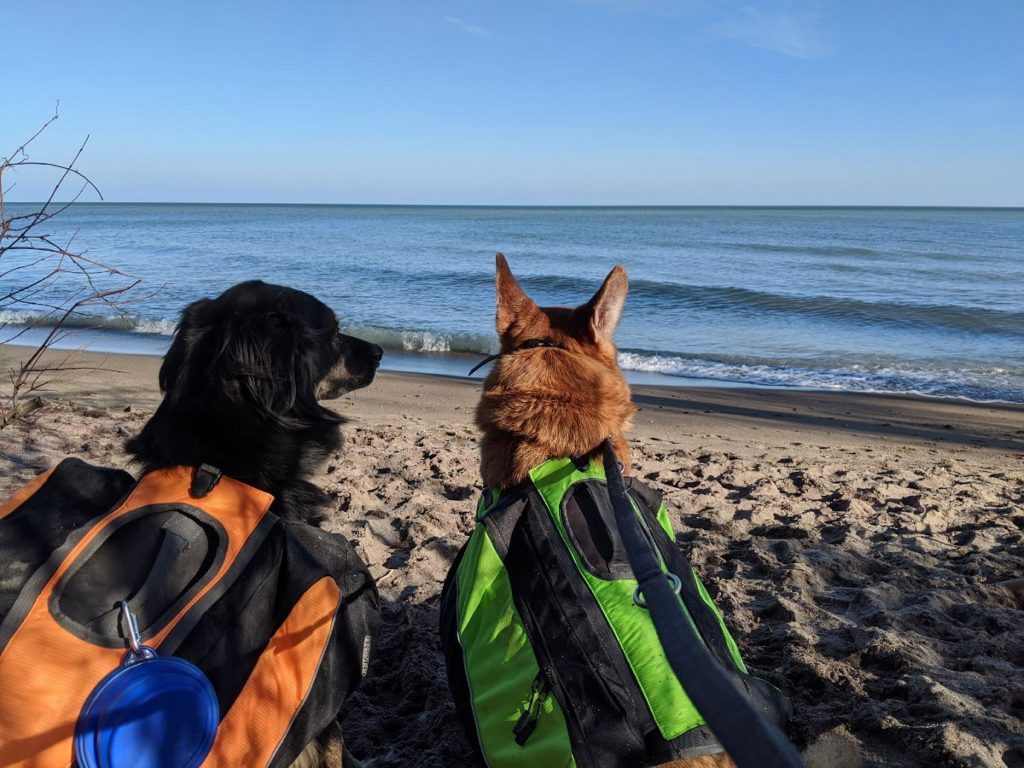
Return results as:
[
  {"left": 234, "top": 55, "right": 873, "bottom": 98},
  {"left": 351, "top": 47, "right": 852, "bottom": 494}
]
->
[{"left": 0, "top": 396, "right": 44, "bottom": 429}]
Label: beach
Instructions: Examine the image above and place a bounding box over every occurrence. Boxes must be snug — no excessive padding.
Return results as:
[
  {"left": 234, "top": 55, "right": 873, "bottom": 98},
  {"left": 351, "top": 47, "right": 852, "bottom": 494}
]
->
[{"left": 1, "top": 345, "right": 1022, "bottom": 767}]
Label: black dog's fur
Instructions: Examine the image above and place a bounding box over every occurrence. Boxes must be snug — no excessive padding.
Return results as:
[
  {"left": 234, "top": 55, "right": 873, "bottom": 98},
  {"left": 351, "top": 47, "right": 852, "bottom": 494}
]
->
[{"left": 127, "top": 280, "right": 382, "bottom": 524}]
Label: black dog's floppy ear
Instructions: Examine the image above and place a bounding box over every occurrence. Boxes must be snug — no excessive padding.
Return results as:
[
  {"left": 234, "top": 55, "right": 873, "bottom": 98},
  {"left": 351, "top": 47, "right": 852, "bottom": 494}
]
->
[
  {"left": 221, "top": 308, "right": 334, "bottom": 429},
  {"left": 159, "top": 298, "right": 213, "bottom": 402},
  {"left": 222, "top": 309, "right": 298, "bottom": 426}
]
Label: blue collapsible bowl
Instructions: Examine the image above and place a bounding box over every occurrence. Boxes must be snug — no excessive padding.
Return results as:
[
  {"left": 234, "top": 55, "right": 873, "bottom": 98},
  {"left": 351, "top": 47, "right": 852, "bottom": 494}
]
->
[{"left": 74, "top": 653, "right": 219, "bottom": 768}]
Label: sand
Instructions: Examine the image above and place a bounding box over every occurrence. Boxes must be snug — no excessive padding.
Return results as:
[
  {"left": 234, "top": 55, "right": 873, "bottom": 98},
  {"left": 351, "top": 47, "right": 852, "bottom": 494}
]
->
[{"left": 1, "top": 345, "right": 1022, "bottom": 768}]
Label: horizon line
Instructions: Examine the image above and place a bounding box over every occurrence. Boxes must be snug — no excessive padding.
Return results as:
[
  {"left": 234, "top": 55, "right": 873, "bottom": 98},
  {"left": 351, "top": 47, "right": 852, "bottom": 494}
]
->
[{"left": 5, "top": 201, "right": 1023, "bottom": 210}]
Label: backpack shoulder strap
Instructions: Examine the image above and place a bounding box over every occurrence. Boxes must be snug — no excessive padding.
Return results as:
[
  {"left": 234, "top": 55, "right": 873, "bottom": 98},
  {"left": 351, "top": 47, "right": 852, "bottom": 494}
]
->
[
  {"left": 1, "top": 458, "right": 134, "bottom": 522},
  {"left": 0, "top": 458, "right": 135, "bottom": 623}
]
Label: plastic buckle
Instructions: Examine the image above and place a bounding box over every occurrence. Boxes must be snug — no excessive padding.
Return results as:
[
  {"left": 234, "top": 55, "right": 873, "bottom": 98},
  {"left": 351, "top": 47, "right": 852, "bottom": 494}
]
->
[{"left": 189, "top": 463, "right": 222, "bottom": 499}]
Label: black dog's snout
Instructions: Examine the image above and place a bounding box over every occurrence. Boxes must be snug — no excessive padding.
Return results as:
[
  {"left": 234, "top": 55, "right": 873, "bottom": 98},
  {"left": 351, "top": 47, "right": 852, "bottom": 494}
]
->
[{"left": 370, "top": 343, "right": 384, "bottom": 364}]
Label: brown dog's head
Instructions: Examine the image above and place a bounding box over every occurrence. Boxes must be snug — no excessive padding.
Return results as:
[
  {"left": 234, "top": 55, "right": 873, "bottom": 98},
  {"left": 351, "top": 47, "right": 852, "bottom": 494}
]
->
[{"left": 475, "top": 253, "right": 636, "bottom": 489}]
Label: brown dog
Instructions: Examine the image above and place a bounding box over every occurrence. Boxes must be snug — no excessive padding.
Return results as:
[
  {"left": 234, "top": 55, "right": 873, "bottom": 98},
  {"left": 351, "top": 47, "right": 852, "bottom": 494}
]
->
[{"left": 475, "top": 253, "right": 734, "bottom": 768}]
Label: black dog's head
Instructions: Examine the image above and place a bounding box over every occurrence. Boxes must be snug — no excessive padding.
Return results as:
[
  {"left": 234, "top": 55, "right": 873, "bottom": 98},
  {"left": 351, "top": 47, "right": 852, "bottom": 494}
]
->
[
  {"left": 158, "top": 280, "right": 381, "bottom": 425},
  {"left": 127, "top": 280, "right": 382, "bottom": 522}
]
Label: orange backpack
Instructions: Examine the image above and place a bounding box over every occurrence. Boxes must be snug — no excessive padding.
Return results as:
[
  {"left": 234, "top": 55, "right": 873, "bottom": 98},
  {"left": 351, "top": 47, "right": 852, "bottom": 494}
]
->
[{"left": 0, "top": 458, "right": 379, "bottom": 767}]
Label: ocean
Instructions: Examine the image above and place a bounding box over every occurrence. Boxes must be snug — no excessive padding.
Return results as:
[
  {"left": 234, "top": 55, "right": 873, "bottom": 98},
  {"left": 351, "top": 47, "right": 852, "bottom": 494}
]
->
[{"left": 2, "top": 204, "right": 1023, "bottom": 402}]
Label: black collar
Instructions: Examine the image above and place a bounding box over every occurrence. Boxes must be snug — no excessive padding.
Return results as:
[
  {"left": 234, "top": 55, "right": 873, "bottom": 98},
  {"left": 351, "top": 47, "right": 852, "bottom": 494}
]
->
[{"left": 468, "top": 337, "right": 565, "bottom": 376}]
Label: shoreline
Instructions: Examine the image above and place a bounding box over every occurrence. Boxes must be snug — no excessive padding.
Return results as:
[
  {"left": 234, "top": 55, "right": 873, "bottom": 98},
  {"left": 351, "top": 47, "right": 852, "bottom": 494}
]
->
[
  {"left": 1, "top": 344, "right": 1022, "bottom": 767},
  {"left": 4, "top": 330, "right": 1021, "bottom": 405},
  {"left": 1, "top": 344, "right": 1022, "bottom": 453}
]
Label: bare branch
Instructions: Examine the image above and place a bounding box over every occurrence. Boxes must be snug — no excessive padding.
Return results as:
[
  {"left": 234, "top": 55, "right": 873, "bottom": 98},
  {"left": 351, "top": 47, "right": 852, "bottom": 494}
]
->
[
  {"left": 1, "top": 112, "right": 144, "bottom": 428},
  {"left": 1, "top": 107, "right": 60, "bottom": 165}
]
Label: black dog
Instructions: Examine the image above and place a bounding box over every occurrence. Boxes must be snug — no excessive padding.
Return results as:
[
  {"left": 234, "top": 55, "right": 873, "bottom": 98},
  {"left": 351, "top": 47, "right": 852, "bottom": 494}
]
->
[{"left": 127, "top": 280, "right": 383, "bottom": 524}]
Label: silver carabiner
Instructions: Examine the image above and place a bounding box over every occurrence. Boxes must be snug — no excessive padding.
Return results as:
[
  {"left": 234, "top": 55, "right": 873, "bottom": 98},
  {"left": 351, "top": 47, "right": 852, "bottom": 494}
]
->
[{"left": 118, "top": 600, "right": 158, "bottom": 665}]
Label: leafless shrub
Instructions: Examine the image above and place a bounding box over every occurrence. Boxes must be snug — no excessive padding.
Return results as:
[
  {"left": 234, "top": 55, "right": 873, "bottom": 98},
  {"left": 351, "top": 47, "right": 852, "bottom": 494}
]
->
[{"left": 1, "top": 110, "right": 141, "bottom": 428}]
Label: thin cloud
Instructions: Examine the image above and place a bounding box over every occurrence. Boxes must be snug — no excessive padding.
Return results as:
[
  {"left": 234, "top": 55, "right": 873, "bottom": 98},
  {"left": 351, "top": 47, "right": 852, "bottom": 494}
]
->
[
  {"left": 709, "top": 5, "right": 834, "bottom": 59},
  {"left": 446, "top": 16, "right": 491, "bottom": 39}
]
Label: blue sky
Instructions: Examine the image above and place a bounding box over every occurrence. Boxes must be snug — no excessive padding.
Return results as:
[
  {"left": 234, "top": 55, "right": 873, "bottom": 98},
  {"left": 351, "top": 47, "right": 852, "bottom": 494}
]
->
[{"left": 5, "top": 0, "right": 1022, "bottom": 205}]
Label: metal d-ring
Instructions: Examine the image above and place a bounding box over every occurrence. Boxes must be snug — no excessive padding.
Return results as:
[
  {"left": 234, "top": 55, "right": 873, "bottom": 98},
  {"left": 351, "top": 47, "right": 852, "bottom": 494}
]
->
[
  {"left": 633, "top": 572, "right": 683, "bottom": 608},
  {"left": 125, "top": 646, "right": 159, "bottom": 665}
]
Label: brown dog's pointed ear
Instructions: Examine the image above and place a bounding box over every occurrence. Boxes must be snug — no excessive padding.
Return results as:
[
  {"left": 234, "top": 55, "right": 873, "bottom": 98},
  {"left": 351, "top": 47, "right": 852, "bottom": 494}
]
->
[
  {"left": 587, "top": 265, "right": 628, "bottom": 340},
  {"left": 495, "top": 252, "right": 538, "bottom": 336}
]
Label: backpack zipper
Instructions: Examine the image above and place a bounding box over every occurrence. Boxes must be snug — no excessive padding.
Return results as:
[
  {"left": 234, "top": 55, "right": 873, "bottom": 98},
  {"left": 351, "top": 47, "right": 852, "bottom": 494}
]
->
[{"left": 513, "top": 672, "right": 550, "bottom": 745}]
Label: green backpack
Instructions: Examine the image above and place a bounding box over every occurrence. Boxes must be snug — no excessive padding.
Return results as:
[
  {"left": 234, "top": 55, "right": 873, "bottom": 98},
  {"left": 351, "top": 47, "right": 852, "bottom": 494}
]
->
[{"left": 439, "top": 454, "right": 789, "bottom": 768}]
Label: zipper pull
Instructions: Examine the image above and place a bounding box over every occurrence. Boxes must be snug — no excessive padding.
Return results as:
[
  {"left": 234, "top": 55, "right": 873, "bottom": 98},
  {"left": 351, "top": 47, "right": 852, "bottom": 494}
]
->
[
  {"left": 513, "top": 674, "right": 550, "bottom": 746},
  {"left": 512, "top": 712, "right": 538, "bottom": 745}
]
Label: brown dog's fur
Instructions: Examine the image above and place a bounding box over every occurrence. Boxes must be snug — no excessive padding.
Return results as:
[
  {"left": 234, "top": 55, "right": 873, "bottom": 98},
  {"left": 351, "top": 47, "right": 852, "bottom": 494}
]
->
[
  {"left": 477, "top": 254, "right": 636, "bottom": 488},
  {"left": 475, "top": 254, "right": 733, "bottom": 768}
]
